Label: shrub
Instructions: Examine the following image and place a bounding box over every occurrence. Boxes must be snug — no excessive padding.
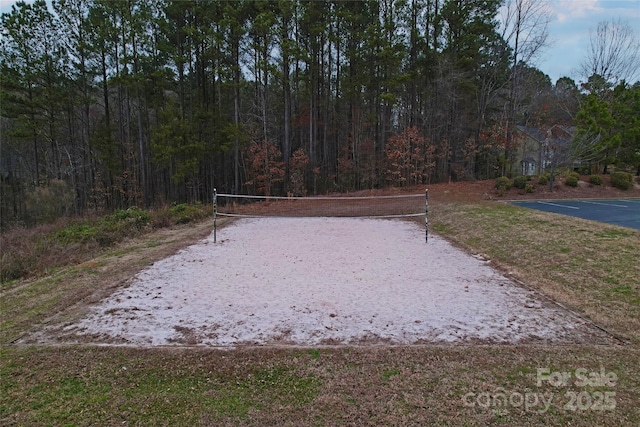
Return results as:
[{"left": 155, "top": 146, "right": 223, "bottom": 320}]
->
[
  {"left": 565, "top": 175, "right": 579, "bottom": 187},
  {"left": 610, "top": 171, "right": 633, "bottom": 190},
  {"left": 150, "top": 203, "right": 210, "bottom": 228},
  {"left": 513, "top": 175, "right": 528, "bottom": 190},
  {"left": 169, "top": 202, "right": 208, "bottom": 224},
  {"left": 569, "top": 171, "right": 581, "bottom": 180},
  {"left": 93, "top": 207, "right": 152, "bottom": 246},
  {"left": 589, "top": 175, "right": 604, "bottom": 186},
  {"left": 525, "top": 183, "right": 535, "bottom": 193},
  {"left": 538, "top": 175, "right": 549, "bottom": 186},
  {"left": 574, "top": 165, "right": 592, "bottom": 175},
  {"left": 54, "top": 224, "right": 97, "bottom": 244},
  {"left": 495, "top": 176, "right": 512, "bottom": 191},
  {"left": 106, "top": 207, "right": 151, "bottom": 232},
  {"left": 112, "top": 207, "right": 151, "bottom": 226},
  {"left": 171, "top": 203, "right": 188, "bottom": 214},
  {"left": 170, "top": 203, "right": 192, "bottom": 224}
]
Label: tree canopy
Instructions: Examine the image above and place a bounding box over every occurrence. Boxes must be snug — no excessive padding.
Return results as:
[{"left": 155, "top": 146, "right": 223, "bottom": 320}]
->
[{"left": 1, "top": 0, "right": 638, "bottom": 227}]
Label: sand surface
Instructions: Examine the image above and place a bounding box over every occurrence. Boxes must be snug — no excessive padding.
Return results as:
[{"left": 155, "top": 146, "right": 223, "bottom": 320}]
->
[{"left": 59, "top": 217, "right": 606, "bottom": 346}]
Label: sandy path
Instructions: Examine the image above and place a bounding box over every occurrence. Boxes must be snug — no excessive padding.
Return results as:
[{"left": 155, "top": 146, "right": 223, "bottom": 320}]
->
[{"left": 59, "top": 217, "right": 607, "bottom": 346}]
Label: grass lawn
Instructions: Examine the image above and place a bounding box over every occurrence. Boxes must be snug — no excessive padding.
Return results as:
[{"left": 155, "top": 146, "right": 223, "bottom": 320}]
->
[{"left": 2, "top": 183, "right": 639, "bottom": 426}]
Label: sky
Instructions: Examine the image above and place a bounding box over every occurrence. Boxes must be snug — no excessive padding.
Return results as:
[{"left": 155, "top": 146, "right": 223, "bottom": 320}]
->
[
  {"left": 1, "top": 0, "right": 639, "bottom": 85},
  {"left": 534, "top": 0, "right": 640, "bottom": 83}
]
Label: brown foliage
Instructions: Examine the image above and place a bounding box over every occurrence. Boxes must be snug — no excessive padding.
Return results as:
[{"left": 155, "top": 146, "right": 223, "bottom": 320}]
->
[
  {"left": 244, "top": 140, "right": 285, "bottom": 196},
  {"left": 288, "top": 148, "right": 309, "bottom": 196},
  {"left": 385, "top": 127, "right": 435, "bottom": 186}
]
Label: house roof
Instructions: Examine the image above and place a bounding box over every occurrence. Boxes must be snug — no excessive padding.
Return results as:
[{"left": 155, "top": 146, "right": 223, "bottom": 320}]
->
[
  {"left": 516, "top": 125, "right": 576, "bottom": 145},
  {"left": 516, "top": 126, "right": 546, "bottom": 142}
]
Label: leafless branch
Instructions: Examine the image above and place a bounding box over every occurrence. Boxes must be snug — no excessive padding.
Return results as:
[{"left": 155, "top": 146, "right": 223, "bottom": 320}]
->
[{"left": 579, "top": 19, "right": 640, "bottom": 84}]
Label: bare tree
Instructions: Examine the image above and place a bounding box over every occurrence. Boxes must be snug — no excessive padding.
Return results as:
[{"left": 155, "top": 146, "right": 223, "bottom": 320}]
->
[
  {"left": 579, "top": 19, "right": 640, "bottom": 85},
  {"left": 546, "top": 131, "right": 603, "bottom": 191},
  {"left": 500, "top": 0, "right": 552, "bottom": 66},
  {"left": 499, "top": 0, "right": 553, "bottom": 175}
]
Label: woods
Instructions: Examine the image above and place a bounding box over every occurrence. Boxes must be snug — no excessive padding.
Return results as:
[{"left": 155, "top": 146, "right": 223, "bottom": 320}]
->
[{"left": 1, "top": 0, "right": 639, "bottom": 228}]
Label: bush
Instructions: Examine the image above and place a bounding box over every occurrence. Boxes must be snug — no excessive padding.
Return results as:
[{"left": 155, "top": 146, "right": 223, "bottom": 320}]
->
[
  {"left": 105, "top": 207, "right": 151, "bottom": 233},
  {"left": 610, "top": 171, "right": 633, "bottom": 190},
  {"left": 565, "top": 175, "right": 579, "bottom": 187},
  {"left": 538, "top": 175, "right": 549, "bottom": 186},
  {"left": 569, "top": 171, "right": 581, "bottom": 180},
  {"left": 169, "top": 202, "right": 208, "bottom": 224},
  {"left": 112, "top": 207, "right": 151, "bottom": 226},
  {"left": 513, "top": 175, "right": 528, "bottom": 190},
  {"left": 171, "top": 203, "right": 189, "bottom": 214},
  {"left": 54, "top": 224, "right": 97, "bottom": 244},
  {"left": 495, "top": 176, "right": 512, "bottom": 191},
  {"left": 589, "top": 175, "right": 604, "bottom": 186},
  {"left": 91, "top": 207, "right": 152, "bottom": 246},
  {"left": 170, "top": 203, "right": 192, "bottom": 224},
  {"left": 149, "top": 203, "right": 211, "bottom": 228},
  {"left": 525, "top": 183, "right": 535, "bottom": 193},
  {"left": 574, "top": 165, "right": 592, "bottom": 175}
]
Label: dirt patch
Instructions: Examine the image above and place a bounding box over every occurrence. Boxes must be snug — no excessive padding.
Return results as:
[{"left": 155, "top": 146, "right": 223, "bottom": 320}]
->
[{"left": 22, "top": 217, "right": 614, "bottom": 347}]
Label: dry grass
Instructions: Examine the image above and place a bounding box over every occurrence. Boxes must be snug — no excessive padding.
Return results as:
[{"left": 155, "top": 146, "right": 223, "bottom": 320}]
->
[
  {"left": 2, "top": 346, "right": 638, "bottom": 426},
  {"left": 429, "top": 200, "right": 640, "bottom": 344},
  {"left": 1, "top": 181, "right": 640, "bottom": 426},
  {"left": 0, "top": 204, "right": 212, "bottom": 285},
  {"left": 0, "top": 218, "right": 226, "bottom": 345}
]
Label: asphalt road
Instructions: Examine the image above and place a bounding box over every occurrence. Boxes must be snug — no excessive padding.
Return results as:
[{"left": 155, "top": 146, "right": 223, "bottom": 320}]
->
[{"left": 510, "top": 199, "right": 640, "bottom": 231}]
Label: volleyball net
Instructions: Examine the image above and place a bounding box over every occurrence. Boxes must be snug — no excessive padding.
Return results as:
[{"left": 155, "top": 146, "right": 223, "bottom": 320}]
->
[{"left": 212, "top": 189, "right": 430, "bottom": 243}]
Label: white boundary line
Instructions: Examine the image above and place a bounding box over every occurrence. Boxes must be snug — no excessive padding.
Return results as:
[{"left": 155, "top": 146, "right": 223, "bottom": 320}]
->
[
  {"left": 581, "top": 201, "right": 628, "bottom": 208},
  {"left": 503, "top": 197, "right": 640, "bottom": 203},
  {"left": 537, "top": 201, "right": 580, "bottom": 209}
]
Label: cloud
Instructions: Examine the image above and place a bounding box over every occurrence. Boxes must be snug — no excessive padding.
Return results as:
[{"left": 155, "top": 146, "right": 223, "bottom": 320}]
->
[
  {"left": 555, "top": 0, "right": 601, "bottom": 18},
  {"left": 536, "top": 0, "right": 640, "bottom": 82},
  {"left": 548, "top": 0, "right": 600, "bottom": 28},
  {"left": 550, "top": 0, "right": 639, "bottom": 24}
]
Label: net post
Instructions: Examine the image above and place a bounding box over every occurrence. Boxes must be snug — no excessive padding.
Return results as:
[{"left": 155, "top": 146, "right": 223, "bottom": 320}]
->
[
  {"left": 213, "top": 188, "right": 217, "bottom": 243},
  {"left": 425, "top": 188, "right": 429, "bottom": 243}
]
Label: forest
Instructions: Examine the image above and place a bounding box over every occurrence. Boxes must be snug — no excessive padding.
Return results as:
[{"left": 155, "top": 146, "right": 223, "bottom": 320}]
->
[{"left": 1, "top": 0, "right": 639, "bottom": 228}]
